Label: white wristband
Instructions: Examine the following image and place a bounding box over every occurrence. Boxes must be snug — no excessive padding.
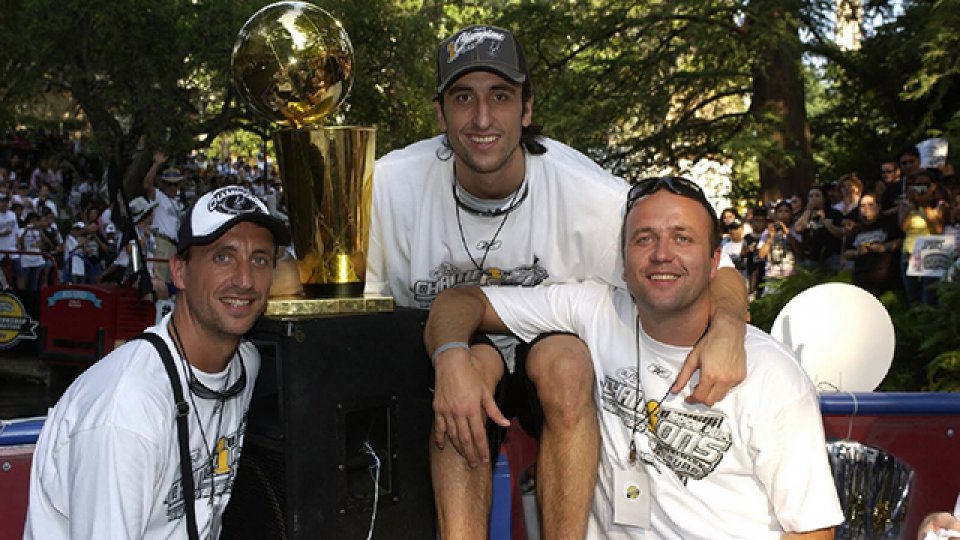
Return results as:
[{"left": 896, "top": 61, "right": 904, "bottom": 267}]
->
[{"left": 431, "top": 341, "right": 470, "bottom": 366}]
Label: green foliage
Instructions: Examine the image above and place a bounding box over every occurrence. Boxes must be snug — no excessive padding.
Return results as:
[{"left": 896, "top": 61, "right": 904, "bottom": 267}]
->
[
  {"left": 886, "top": 282, "right": 960, "bottom": 392},
  {"left": 1, "top": 0, "right": 958, "bottom": 202}
]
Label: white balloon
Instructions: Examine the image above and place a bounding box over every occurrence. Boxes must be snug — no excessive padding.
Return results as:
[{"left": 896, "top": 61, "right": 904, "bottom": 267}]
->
[{"left": 770, "top": 283, "right": 895, "bottom": 392}]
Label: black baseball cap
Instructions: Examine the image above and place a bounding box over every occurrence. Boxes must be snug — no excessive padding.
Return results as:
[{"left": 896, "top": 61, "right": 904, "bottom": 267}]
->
[
  {"left": 436, "top": 25, "right": 528, "bottom": 95},
  {"left": 177, "top": 186, "right": 290, "bottom": 255}
]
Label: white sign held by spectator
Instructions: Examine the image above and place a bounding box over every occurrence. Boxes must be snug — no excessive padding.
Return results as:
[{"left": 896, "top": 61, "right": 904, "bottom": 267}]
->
[{"left": 917, "top": 137, "right": 949, "bottom": 169}]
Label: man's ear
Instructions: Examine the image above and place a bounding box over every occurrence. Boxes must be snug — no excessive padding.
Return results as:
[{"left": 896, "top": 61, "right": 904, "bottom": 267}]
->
[
  {"left": 434, "top": 100, "right": 447, "bottom": 132},
  {"left": 521, "top": 95, "right": 534, "bottom": 128},
  {"left": 710, "top": 248, "right": 721, "bottom": 279},
  {"left": 169, "top": 254, "right": 187, "bottom": 291}
]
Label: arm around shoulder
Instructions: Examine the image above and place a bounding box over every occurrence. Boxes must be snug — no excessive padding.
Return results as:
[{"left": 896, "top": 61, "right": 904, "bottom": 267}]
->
[{"left": 674, "top": 266, "right": 748, "bottom": 405}]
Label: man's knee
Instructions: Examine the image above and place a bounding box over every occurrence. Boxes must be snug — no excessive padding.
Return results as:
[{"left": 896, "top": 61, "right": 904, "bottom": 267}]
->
[{"left": 525, "top": 334, "right": 595, "bottom": 419}]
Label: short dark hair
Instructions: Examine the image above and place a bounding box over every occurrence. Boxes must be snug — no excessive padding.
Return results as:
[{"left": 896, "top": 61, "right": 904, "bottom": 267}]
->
[
  {"left": 620, "top": 176, "right": 721, "bottom": 253},
  {"left": 435, "top": 78, "right": 546, "bottom": 158},
  {"left": 896, "top": 145, "right": 920, "bottom": 162}
]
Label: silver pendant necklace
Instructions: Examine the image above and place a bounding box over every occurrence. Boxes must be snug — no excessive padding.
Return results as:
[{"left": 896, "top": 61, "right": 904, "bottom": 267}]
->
[{"left": 453, "top": 179, "right": 524, "bottom": 285}]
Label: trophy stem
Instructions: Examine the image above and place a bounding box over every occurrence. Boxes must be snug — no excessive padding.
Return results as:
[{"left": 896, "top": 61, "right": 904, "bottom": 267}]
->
[{"left": 274, "top": 125, "right": 375, "bottom": 299}]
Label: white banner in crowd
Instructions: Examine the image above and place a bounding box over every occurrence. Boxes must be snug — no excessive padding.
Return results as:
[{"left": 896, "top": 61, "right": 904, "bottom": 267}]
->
[
  {"left": 907, "top": 234, "right": 958, "bottom": 277},
  {"left": 917, "top": 137, "right": 949, "bottom": 169}
]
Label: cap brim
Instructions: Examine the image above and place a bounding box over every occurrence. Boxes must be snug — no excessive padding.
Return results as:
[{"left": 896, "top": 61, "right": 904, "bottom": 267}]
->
[
  {"left": 437, "top": 63, "right": 526, "bottom": 94},
  {"left": 177, "top": 213, "right": 290, "bottom": 254},
  {"left": 134, "top": 201, "right": 159, "bottom": 224}
]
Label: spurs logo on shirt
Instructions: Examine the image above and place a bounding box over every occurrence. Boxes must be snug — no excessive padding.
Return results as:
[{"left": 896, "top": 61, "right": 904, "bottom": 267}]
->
[
  {"left": 411, "top": 258, "right": 549, "bottom": 308},
  {"left": 163, "top": 421, "right": 246, "bottom": 521},
  {"left": 602, "top": 366, "right": 732, "bottom": 485}
]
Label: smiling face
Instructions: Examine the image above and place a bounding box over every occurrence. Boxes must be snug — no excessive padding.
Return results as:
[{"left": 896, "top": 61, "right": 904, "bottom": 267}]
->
[
  {"left": 436, "top": 70, "right": 532, "bottom": 198},
  {"left": 170, "top": 221, "right": 276, "bottom": 351},
  {"left": 621, "top": 190, "right": 719, "bottom": 338}
]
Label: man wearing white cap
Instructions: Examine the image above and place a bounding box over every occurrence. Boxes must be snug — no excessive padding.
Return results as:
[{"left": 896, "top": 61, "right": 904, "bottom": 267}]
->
[
  {"left": 25, "top": 185, "right": 290, "bottom": 540},
  {"left": 144, "top": 150, "right": 184, "bottom": 283}
]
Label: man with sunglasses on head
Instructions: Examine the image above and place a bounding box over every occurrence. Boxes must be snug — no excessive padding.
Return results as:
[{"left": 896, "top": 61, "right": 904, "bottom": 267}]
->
[
  {"left": 367, "top": 24, "right": 750, "bottom": 538},
  {"left": 425, "top": 176, "right": 843, "bottom": 539},
  {"left": 25, "top": 185, "right": 290, "bottom": 539}
]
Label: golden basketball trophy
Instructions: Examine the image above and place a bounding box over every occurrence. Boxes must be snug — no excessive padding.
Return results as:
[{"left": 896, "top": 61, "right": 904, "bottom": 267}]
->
[{"left": 232, "top": 2, "right": 387, "bottom": 315}]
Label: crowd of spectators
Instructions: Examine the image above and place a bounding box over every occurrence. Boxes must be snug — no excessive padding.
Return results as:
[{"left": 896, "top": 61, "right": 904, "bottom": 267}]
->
[
  {"left": 4, "top": 131, "right": 955, "bottom": 308},
  {"left": 720, "top": 144, "right": 960, "bottom": 306},
  {"left": 0, "top": 132, "right": 287, "bottom": 293}
]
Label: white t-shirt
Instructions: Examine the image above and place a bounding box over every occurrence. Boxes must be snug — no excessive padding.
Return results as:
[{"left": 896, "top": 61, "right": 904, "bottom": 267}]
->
[
  {"left": 32, "top": 197, "right": 58, "bottom": 218},
  {"left": 24, "top": 313, "right": 260, "bottom": 540},
  {"left": 0, "top": 208, "right": 19, "bottom": 258},
  {"left": 483, "top": 282, "right": 844, "bottom": 539},
  {"left": 152, "top": 189, "right": 182, "bottom": 240},
  {"left": 64, "top": 234, "right": 84, "bottom": 276},
  {"left": 366, "top": 135, "right": 629, "bottom": 309},
  {"left": 18, "top": 225, "right": 46, "bottom": 268}
]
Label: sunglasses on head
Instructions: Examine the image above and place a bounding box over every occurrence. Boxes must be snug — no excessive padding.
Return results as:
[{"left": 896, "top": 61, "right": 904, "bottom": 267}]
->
[{"left": 625, "top": 176, "right": 709, "bottom": 213}]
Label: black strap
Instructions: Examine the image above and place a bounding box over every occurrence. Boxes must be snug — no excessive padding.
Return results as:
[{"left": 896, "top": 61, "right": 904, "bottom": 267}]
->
[{"left": 134, "top": 332, "right": 200, "bottom": 540}]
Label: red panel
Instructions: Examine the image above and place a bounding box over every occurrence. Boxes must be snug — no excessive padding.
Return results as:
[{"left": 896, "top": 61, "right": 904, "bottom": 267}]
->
[
  {"left": 823, "top": 414, "right": 960, "bottom": 538},
  {"left": 0, "top": 445, "right": 34, "bottom": 539},
  {"left": 40, "top": 284, "right": 117, "bottom": 359}
]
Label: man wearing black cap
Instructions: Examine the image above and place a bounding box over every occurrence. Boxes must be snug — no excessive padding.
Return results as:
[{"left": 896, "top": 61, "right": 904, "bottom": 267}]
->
[
  {"left": 366, "top": 25, "right": 749, "bottom": 538},
  {"left": 25, "top": 185, "right": 290, "bottom": 539}
]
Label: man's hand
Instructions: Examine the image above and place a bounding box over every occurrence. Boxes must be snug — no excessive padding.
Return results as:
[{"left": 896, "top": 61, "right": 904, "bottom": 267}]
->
[
  {"left": 918, "top": 512, "right": 960, "bottom": 539},
  {"left": 432, "top": 346, "right": 509, "bottom": 467},
  {"left": 674, "top": 308, "right": 746, "bottom": 405},
  {"left": 153, "top": 150, "right": 167, "bottom": 165}
]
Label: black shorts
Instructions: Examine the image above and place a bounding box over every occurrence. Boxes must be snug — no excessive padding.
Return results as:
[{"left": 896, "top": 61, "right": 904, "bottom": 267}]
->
[{"left": 471, "top": 331, "right": 577, "bottom": 460}]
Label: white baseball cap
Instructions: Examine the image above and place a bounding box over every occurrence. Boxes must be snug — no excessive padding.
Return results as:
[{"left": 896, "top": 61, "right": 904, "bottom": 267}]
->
[{"left": 176, "top": 186, "right": 290, "bottom": 254}]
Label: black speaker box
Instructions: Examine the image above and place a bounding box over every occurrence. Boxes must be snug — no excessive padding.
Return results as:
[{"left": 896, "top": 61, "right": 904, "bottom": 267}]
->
[{"left": 221, "top": 307, "right": 436, "bottom": 539}]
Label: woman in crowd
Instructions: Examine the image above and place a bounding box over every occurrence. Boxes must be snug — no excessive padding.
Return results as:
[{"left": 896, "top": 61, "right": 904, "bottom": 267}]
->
[
  {"left": 899, "top": 169, "right": 946, "bottom": 305},
  {"left": 844, "top": 192, "right": 904, "bottom": 296},
  {"left": 793, "top": 185, "right": 845, "bottom": 270},
  {"left": 834, "top": 173, "right": 864, "bottom": 222}
]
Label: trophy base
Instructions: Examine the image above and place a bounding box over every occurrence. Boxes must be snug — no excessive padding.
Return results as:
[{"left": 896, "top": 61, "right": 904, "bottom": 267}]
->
[
  {"left": 265, "top": 294, "right": 394, "bottom": 318},
  {"left": 304, "top": 282, "right": 365, "bottom": 299}
]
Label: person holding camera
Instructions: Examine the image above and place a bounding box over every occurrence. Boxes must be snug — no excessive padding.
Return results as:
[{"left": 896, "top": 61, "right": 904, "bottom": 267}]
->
[
  {"left": 793, "top": 185, "right": 845, "bottom": 269},
  {"left": 758, "top": 200, "right": 801, "bottom": 293}
]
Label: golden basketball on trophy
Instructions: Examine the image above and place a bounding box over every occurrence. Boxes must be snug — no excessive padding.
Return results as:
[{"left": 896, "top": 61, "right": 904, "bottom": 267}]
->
[{"left": 232, "top": 1, "right": 376, "bottom": 302}]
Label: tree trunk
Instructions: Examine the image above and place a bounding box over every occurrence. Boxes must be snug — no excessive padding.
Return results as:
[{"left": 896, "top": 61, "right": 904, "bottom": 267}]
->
[{"left": 749, "top": 0, "right": 815, "bottom": 204}]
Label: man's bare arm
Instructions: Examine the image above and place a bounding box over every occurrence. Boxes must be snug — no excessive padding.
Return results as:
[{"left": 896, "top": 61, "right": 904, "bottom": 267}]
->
[
  {"left": 674, "top": 266, "right": 748, "bottom": 405},
  {"left": 142, "top": 150, "right": 166, "bottom": 200},
  {"left": 425, "top": 287, "right": 512, "bottom": 466},
  {"left": 424, "top": 287, "right": 510, "bottom": 353}
]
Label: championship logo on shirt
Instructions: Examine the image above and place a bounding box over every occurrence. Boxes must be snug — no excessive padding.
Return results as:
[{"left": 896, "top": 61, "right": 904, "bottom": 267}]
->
[
  {"left": 412, "top": 258, "right": 549, "bottom": 307},
  {"left": 601, "top": 366, "right": 732, "bottom": 485},
  {"left": 164, "top": 422, "right": 246, "bottom": 522}
]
